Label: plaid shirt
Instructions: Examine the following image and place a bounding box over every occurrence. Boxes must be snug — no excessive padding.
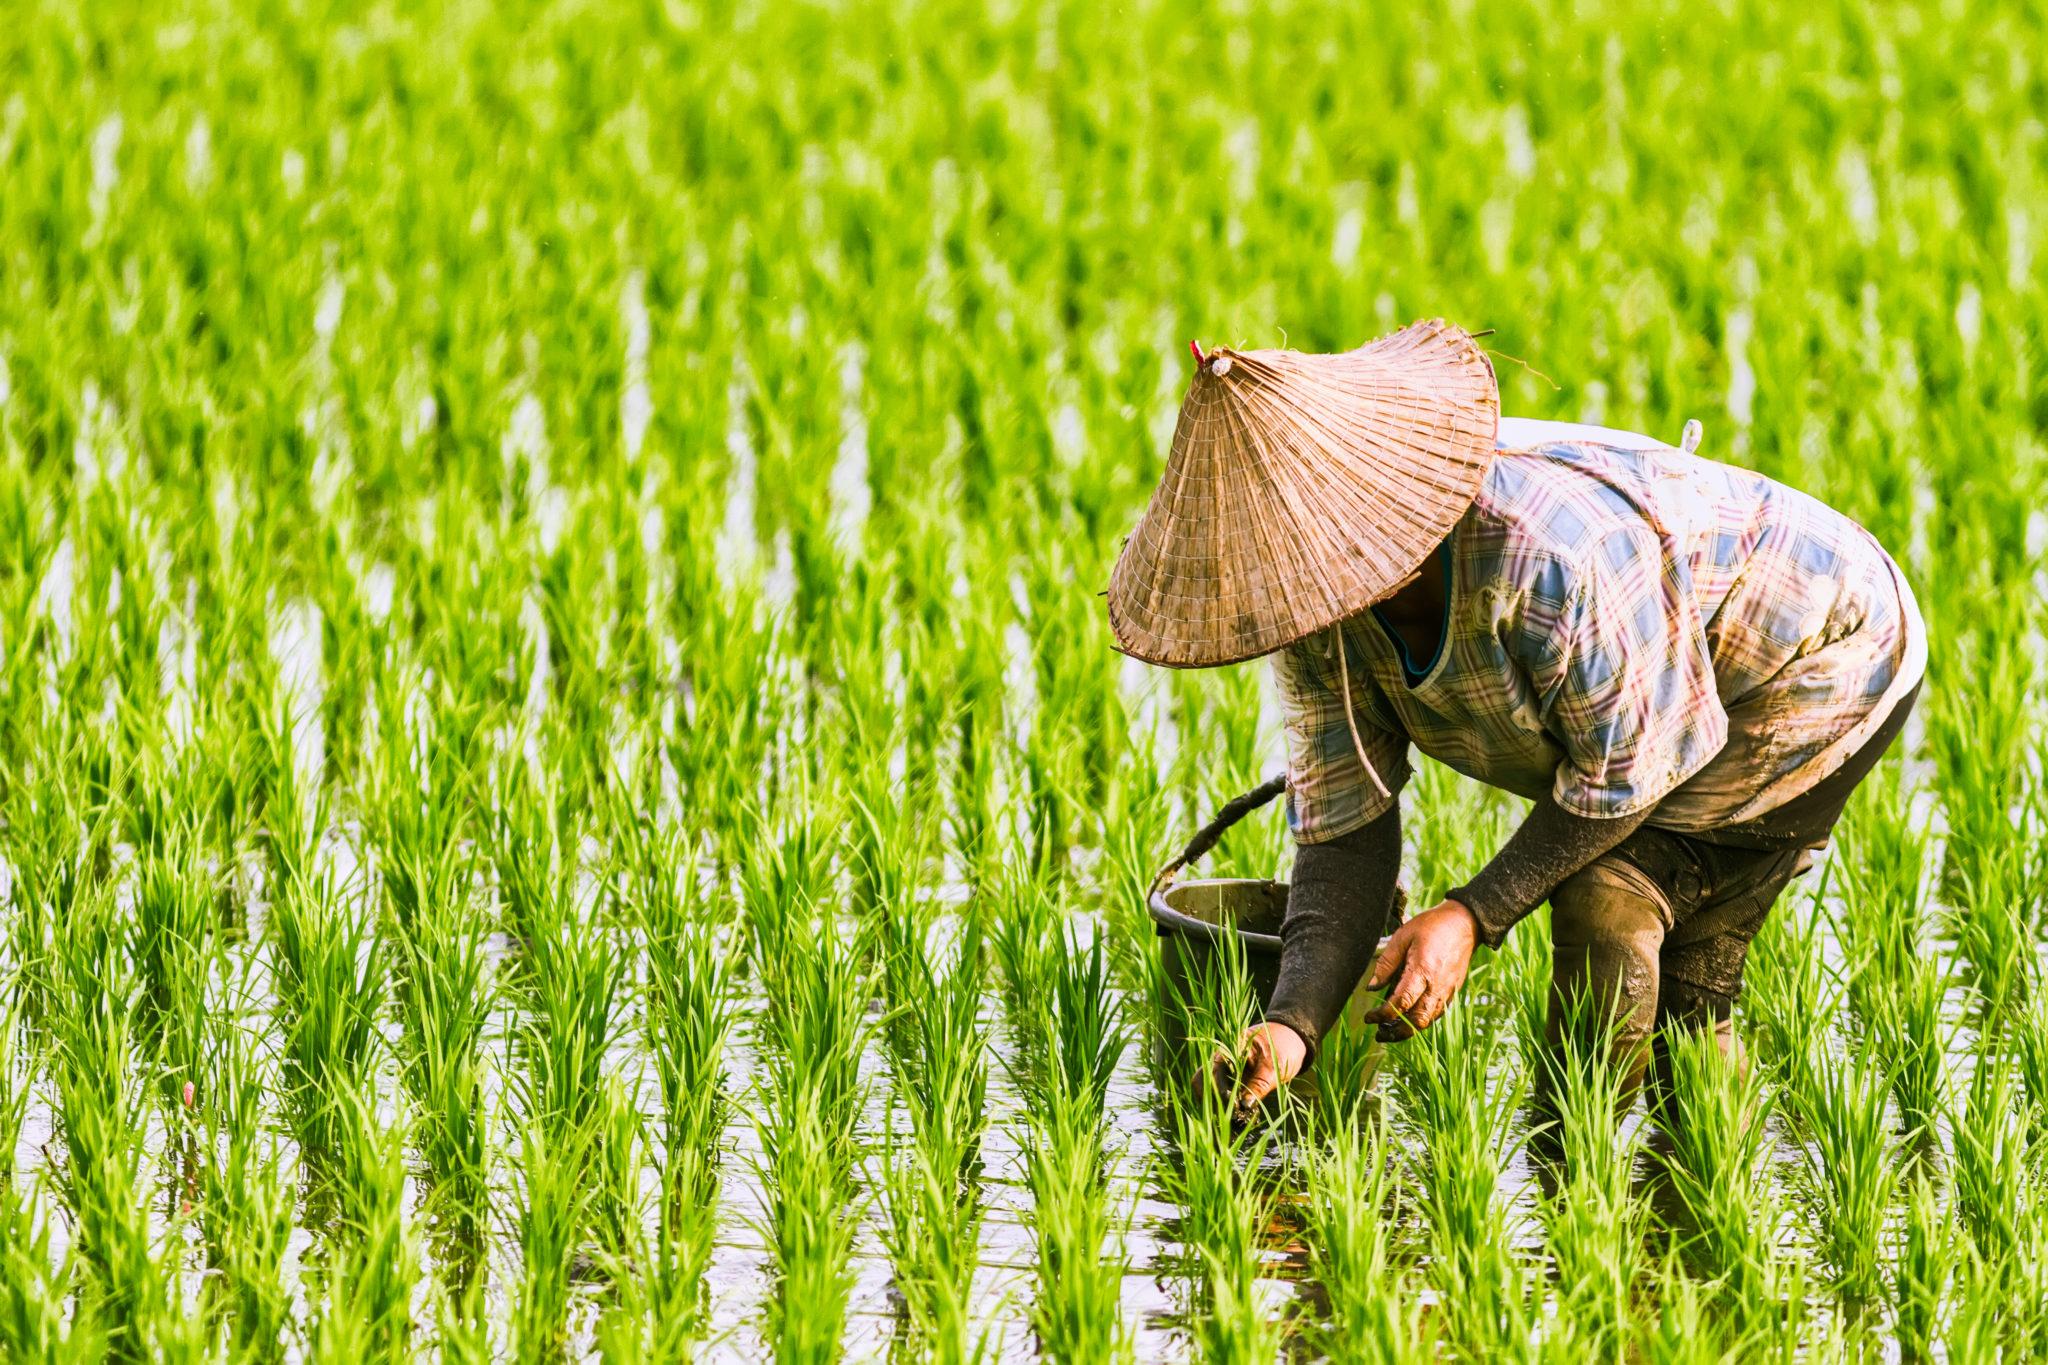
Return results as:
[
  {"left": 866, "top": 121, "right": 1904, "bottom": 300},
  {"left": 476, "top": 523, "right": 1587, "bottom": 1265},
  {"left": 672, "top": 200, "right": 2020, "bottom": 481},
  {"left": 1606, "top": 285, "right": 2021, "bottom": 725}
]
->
[{"left": 1278, "top": 425, "right": 1927, "bottom": 843}]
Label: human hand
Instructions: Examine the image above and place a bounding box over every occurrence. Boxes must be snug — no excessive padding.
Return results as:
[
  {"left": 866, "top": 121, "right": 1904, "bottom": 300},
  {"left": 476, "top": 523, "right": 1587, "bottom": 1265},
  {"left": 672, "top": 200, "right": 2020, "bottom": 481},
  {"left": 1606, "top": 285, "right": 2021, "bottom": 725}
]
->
[
  {"left": 1208, "top": 1020, "right": 1307, "bottom": 1118},
  {"left": 1362, "top": 899, "right": 1479, "bottom": 1040}
]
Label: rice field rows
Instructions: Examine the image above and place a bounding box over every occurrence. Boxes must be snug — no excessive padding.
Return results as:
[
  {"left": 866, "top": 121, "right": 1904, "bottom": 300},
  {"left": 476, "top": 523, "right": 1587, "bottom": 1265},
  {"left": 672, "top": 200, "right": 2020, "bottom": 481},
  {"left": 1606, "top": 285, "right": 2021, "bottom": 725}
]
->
[{"left": 2, "top": 0, "right": 2046, "bottom": 1359}]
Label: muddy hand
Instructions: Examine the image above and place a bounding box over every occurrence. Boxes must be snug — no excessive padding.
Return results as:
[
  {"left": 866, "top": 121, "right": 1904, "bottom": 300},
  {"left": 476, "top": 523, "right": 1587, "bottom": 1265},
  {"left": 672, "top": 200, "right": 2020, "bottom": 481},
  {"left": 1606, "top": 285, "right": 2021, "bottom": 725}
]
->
[
  {"left": 1363, "top": 899, "right": 1478, "bottom": 1041},
  {"left": 1207, "top": 1021, "right": 1306, "bottom": 1122}
]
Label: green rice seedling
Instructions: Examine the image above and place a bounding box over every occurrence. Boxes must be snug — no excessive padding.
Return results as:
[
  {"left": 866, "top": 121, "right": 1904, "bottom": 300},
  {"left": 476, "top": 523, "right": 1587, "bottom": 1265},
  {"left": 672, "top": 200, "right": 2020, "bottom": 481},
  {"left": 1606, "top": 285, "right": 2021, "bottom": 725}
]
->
[
  {"left": 1927, "top": 610, "right": 2041, "bottom": 909},
  {"left": 940, "top": 559, "right": 1010, "bottom": 869},
  {"left": 1023, "top": 730, "right": 1090, "bottom": 875},
  {"left": 128, "top": 830, "right": 215, "bottom": 1116},
  {"left": 1304, "top": 1014, "right": 1385, "bottom": 1135},
  {"left": 638, "top": 842, "right": 735, "bottom": 1337},
  {"left": 950, "top": 702, "right": 1008, "bottom": 892},
  {"left": 1783, "top": 1041, "right": 1904, "bottom": 1302},
  {"left": 1153, "top": 900, "right": 1289, "bottom": 1357},
  {"left": 1024, "top": 537, "right": 1127, "bottom": 801},
  {"left": 1024, "top": 1090, "right": 1132, "bottom": 1364},
  {"left": 737, "top": 791, "right": 836, "bottom": 957},
  {"left": 254, "top": 675, "right": 328, "bottom": 900},
  {"left": 990, "top": 865, "right": 1062, "bottom": 1031},
  {"left": 753, "top": 906, "right": 873, "bottom": 1148},
  {"left": 1749, "top": 1259, "right": 1841, "bottom": 1365},
  {"left": 435, "top": 1274, "right": 493, "bottom": 1365},
  {"left": 1869, "top": 954, "right": 1952, "bottom": 1140},
  {"left": 392, "top": 889, "right": 492, "bottom": 1268},
  {"left": 488, "top": 744, "right": 564, "bottom": 951},
  {"left": 1628, "top": 1255, "right": 1749, "bottom": 1363},
  {"left": 518, "top": 856, "right": 625, "bottom": 1140},
  {"left": 1894, "top": 1170, "right": 1954, "bottom": 1361},
  {"left": 3, "top": 760, "right": 109, "bottom": 1029},
  {"left": 1944, "top": 1243, "right": 2015, "bottom": 1363},
  {"left": 0, "top": 1168, "right": 97, "bottom": 1361},
  {"left": 1166, "top": 1094, "right": 1286, "bottom": 1365},
  {"left": 1404, "top": 762, "right": 1514, "bottom": 906},
  {"left": 193, "top": 1006, "right": 294, "bottom": 1364},
  {"left": 269, "top": 874, "right": 386, "bottom": 1171},
  {"left": 1496, "top": 904, "right": 1555, "bottom": 1082},
  {"left": 118, "top": 741, "right": 205, "bottom": 865},
  {"left": 882, "top": 912, "right": 990, "bottom": 1182},
  {"left": 1658, "top": 1026, "right": 1780, "bottom": 1322},
  {"left": 1300, "top": 1104, "right": 1423, "bottom": 1364},
  {"left": 1096, "top": 738, "right": 1175, "bottom": 1005},
  {"left": 1949, "top": 1046, "right": 2033, "bottom": 1280},
  {"left": 1537, "top": 988, "right": 1645, "bottom": 1355},
  {"left": 312, "top": 1092, "right": 420, "bottom": 1363},
  {"left": 589, "top": 1072, "right": 651, "bottom": 1271},
  {"left": 750, "top": 891, "right": 874, "bottom": 1363},
  {"left": 877, "top": 1126, "right": 990, "bottom": 1364},
  {"left": 875, "top": 912, "right": 992, "bottom": 1361},
  {"left": 1738, "top": 893, "right": 1832, "bottom": 1090},
  {"left": 1192, "top": 673, "right": 1280, "bottom": 885},
  {"left": 1163, "top": 890, "right": 1260, "bottom": 1121},
  {"left": 852, "top": 782, "right": 939, "bottom": 935},
  {"left": 757, "top": 1077, "right": 864, "bottom": 1365},
  {"left": 0, "top": 1000, "right": 32, "bottom": 1187},
  {"left": 996, "top": 864, "right": 1134, "bottom": 1361},
  {"left": 46, "top": 896, "right": 175, "bottom": 1360},
  {"left": 1042, "top": 926, "right": 1128, "bottom": 1124},
  {"left": 1830, "top": 760, "right": 1930, "bottom": 1020},
  {"left": 668, "top": 604, "right": 783, "bottom": 856},
  {"left": 2006, "top": 1214, "right": 2048, "bottom": 1360},
  {"left": 1387, "top": 999, "right": 1530, "bottom": 1355},
  {"left": 369, "top": 677, "right": 477, "bottom": 942},
  {"left": 1946, "top": 847, "right": 2035, "bottom": 1014},
  {"left": 598, "top": 1218, "right": 719, "bottom": 1363},
  {"left": 0, "top": 999, "right": 92, "bottom": 1360},
  {"left": 509, "top": 1114, "right": 595, "bottom": 1365},
  {"left": 0, "top": 468, "right": 50, "bottom": 784},
  {"left": 2012, "top": 992, "right": 2048, "bottom": 1141}
]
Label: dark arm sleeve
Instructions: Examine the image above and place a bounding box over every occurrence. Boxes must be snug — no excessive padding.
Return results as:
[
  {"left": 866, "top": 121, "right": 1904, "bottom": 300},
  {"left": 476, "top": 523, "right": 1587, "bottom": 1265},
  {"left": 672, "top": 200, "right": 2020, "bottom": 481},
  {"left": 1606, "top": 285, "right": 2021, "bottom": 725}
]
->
[
  {"left": 1448, "top": 795, "right": 1653, "bottom": 949},
  {"left": 1263, "top": 806, "right": 1403, "bottom": 1062}
]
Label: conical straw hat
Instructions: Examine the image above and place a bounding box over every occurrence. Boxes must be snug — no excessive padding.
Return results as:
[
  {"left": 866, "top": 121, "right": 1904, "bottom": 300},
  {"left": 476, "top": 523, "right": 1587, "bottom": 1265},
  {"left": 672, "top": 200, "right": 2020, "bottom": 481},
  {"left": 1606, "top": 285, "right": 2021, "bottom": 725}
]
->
[{"left": 1107, "top": 319, "right": 1499, "bottom": 668}]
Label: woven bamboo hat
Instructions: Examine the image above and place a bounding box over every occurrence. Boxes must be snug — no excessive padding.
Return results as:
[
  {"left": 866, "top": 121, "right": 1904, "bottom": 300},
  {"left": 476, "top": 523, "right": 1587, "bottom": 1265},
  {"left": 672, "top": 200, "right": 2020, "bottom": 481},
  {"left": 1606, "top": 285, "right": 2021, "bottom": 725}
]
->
[{"left": 1107, "top": 319, "right": 1499, "bottom": 668}]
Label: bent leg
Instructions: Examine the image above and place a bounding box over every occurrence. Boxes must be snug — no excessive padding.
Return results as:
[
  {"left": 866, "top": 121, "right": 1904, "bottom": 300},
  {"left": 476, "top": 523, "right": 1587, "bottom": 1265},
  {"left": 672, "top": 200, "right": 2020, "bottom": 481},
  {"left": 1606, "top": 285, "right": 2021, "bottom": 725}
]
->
[
  {"left": 1546, "top": 854, "right": 1674, "bottom": 1098},
  {"left": 1649, "top": 845, "right": 1813, "bottom": 1092}
]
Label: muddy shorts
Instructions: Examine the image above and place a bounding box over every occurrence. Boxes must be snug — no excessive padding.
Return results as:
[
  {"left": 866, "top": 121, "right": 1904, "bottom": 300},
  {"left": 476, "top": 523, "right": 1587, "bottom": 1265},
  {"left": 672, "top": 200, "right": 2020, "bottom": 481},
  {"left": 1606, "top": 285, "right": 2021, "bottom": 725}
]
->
[{"left": 1547, "top": 681, "right": 1920, "bottom": 1050}]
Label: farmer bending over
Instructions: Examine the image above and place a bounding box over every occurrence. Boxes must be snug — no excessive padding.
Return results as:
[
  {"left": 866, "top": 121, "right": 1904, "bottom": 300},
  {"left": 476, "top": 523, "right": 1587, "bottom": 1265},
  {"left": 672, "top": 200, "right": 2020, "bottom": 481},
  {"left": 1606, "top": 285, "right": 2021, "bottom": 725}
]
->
[{"left": 1106, "top": 321, "right": 1923, "bottom": 1107}]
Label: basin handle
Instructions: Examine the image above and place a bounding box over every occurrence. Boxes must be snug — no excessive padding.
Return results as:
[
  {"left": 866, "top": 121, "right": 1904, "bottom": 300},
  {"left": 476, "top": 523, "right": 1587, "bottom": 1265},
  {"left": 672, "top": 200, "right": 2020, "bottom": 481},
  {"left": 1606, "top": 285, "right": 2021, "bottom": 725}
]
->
[{"left": 1148, "top": 775, "right": 1288, "bottom": 900}]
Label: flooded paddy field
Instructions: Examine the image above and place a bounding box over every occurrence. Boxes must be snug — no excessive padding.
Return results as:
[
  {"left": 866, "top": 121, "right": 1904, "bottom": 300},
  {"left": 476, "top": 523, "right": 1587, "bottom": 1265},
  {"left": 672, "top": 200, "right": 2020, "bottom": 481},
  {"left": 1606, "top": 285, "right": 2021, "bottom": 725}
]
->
[{"left": 4, "top": 0, "right": 2048, "bottom": 1359}]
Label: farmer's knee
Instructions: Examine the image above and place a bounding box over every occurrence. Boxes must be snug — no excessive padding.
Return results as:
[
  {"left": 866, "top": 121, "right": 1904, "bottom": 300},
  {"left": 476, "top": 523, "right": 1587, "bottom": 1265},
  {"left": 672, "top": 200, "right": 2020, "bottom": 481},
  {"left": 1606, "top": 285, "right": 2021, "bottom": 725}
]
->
[
  {"left": 1658, "top": 844, "right": 1810, "bottom": 1026},
  {"left": 1548, "top": 856, "right": 1671, "bottom": 1045}
]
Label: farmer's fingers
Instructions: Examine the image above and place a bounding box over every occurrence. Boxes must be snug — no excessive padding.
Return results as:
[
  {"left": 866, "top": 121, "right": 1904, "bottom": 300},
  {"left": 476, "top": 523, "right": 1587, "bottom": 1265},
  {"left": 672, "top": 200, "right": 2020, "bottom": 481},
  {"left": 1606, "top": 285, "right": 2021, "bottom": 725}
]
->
[
  {"left": 1387, "top": 963, "right": 1433, "bottom": 1015},
  {"left": 1363, "top": 932, "right": 1408, "bottom": 991},
  {"left": 1409, "top": 980, "right": 1457, "bottom": 1031},
  {"left": 1364, "top": 964, "right": 1429, "bottom": 1024},
  {"left": 1373, "top": 973, "right": 1461, "bottom": 1041},
  {"left": 1236, "top": 1057, "right": 1279, "bottom": 1109},
  {"left": 1207, "top": 1047, "right": 1240, "bottom": 1098},
  {"left": 1375, "top": 995, "right": 1435, "bottom": 1042}
]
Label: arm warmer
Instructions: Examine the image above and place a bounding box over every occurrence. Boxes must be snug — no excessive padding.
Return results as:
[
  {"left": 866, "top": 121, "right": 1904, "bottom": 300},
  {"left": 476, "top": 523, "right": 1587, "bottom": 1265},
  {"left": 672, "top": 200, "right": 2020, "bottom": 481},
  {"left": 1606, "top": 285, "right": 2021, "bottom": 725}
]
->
[
  {"left": 1448, "top": 795, "right": 1653, "bottom": 948},
  {"left": 1263, "top": 806, "right": 1403, "bottom": 1062}
]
